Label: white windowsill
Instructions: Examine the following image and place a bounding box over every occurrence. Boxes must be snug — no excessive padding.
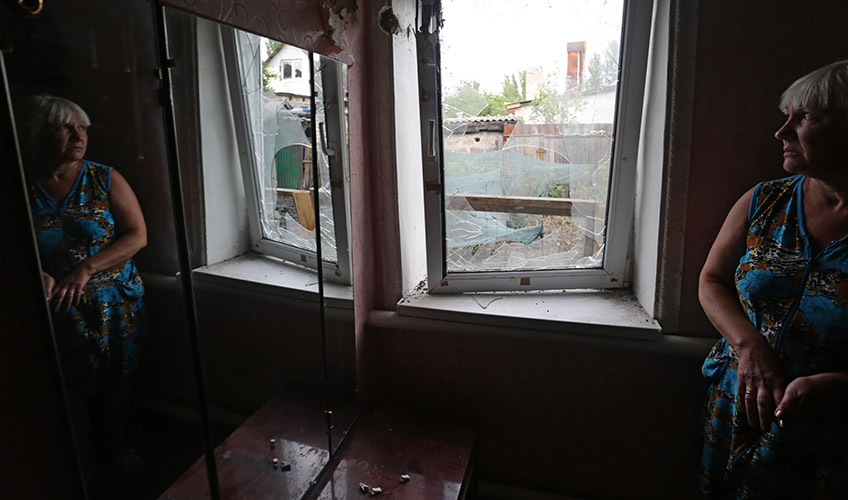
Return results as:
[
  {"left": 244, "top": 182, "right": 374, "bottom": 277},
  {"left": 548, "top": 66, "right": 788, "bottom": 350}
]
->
[
  {"left": 397, "top": 287, "right": 661, "bottom": 341},
  {"left": 191, "top": 252, "right": 353, "bottom": 310}
]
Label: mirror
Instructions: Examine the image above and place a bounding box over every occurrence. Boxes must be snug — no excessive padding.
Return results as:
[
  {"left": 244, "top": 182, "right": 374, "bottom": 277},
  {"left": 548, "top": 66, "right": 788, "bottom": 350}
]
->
[
  {"left": 157, "top": 6, "right": 358, "bottom": 499},
  {"left": 1, "top": 1, "right": 210, "bottom": 498},
  {"left": 3, "top": 0, "right": 358, "bottom": 497},
  {"left": 312, "top": 52, "right": 358, "bottom": 452}
]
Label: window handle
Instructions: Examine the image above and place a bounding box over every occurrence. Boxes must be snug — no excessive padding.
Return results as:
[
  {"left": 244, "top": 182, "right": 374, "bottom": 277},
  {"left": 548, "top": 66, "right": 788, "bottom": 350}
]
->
[
  {"left": 428, "top": 119, "right": 437, "bottom": 158},
  {"left": 319, "top": 121, "right": 334, "bottom": 156}
]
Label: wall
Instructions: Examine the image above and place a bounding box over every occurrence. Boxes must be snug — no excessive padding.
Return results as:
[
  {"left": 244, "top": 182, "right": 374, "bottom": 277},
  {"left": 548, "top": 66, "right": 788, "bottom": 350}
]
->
[
  {"left": 196, "top": 20, "right": 250, "bottom": 265},
  {"left": 363, "top": 323, "right": 708, "bottom": 498}
]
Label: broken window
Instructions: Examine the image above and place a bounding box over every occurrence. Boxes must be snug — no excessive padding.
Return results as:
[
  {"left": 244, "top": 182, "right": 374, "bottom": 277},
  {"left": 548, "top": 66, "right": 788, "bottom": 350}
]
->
[
  {"left": 227, "top": 27, "right": 351, "bottom": 283},
  {"left": 418, "top": 0, "right": 652, "bottom": 291}
]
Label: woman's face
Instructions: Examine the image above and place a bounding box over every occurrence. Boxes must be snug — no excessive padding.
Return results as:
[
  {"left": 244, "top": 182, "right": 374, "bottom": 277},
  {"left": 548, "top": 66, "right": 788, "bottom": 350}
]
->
[
  {"left": 775, "top": 107, "right": 848, "bottom": 180},
  {"left": 40, "top": 112, "right": 88, "bottom": 166}
]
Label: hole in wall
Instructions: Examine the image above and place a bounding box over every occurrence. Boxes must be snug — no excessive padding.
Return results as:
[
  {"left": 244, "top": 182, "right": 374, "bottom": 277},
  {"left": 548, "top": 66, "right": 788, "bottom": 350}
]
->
[{"left": 378, "top": 6, "right": 401, "bottom": 35}]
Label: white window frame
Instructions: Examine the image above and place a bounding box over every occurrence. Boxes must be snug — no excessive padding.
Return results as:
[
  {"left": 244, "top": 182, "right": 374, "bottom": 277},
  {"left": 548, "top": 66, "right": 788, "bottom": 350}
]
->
[
  {"left": 281, "top": 59, "right": 304, "bottom": 80},
  {"left": 221, "top": 28, "right": 352, "bottom": 285},
  {"left": 416, "top": 0, "right": 653, "bottom": 293}
]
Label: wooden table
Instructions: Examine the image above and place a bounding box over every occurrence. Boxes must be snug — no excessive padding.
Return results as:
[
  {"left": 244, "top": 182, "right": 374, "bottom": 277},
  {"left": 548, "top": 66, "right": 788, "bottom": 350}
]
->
[
  {"left": 158, "top": 389, "right": 330, "bottom": 500},
  {"left": 160, "top": 401, "right": 476, "bottom": 500},
  {"left": 307, "top": 406, "right": 476, "bottom": 500}
]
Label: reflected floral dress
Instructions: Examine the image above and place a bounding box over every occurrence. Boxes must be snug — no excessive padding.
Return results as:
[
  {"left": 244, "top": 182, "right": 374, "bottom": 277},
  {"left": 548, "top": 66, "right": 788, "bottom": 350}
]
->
[
  {"left": 700, "top": 175, "right": 848, "bottom": 498},
  {"left": 28, "top": 160, "right": 147, "bottom": 394}
]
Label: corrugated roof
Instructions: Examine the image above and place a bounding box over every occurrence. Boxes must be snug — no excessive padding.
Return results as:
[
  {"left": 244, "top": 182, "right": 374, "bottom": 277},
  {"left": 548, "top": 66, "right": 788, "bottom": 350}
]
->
[{"left": 443, "top": 115, "right": 520, "bottom": 126}]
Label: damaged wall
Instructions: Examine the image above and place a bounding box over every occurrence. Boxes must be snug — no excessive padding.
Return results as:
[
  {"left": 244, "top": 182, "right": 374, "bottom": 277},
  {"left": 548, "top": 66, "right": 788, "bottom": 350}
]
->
[{"left": 160, "top": 0, "right": 360, "bottom": 65}]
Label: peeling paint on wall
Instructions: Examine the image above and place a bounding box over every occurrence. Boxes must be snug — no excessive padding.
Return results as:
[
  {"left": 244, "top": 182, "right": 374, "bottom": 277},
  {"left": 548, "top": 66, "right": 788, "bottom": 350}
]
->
[
  {"left": 323, "top": 0, "right": 359, "bottom": 44},
  {"left": 378, "top": 6, "right": 402, "bottom": 35}
]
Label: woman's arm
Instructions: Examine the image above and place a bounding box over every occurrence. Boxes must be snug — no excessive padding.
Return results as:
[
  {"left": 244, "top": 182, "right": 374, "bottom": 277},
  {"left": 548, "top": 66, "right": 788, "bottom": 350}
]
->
[
  {"left": 52, "top": 170, "right": 147, "bottom": 312},
  {"left": 699, "top": 187, "right": 785, "bottom": 431}
]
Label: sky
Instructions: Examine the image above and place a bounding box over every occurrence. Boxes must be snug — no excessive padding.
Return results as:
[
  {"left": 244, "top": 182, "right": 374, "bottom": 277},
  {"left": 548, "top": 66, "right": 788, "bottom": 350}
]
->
[{"left": 439, "top": 0, "right": 624, "bottom": 94}]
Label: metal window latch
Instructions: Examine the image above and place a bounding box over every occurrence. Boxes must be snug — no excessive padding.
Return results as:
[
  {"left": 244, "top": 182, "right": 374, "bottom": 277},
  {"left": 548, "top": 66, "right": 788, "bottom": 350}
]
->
[{"left": 427, "top": 119, "right": 437, "bottom": 158}]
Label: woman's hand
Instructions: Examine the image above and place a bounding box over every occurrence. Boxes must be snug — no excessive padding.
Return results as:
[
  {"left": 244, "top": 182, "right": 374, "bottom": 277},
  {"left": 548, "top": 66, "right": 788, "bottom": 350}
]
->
[
  {"left": 736, "top": 343, "right": 785, "bottom": 431},
  {"left": 50, "top": 263, "right": 94, "bottom": 312},
  {"left": 699, "top": 186, "right": 785, "bottom": 432},
  {"left": 41, "top": 272, "right": 56, "bottom": 300},
  {"left": 774, "top": 372, "right": 848, "bottom": 428}
]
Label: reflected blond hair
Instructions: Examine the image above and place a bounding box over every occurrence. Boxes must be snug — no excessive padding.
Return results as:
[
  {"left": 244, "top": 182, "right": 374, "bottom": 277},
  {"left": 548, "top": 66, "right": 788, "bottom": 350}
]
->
[
  {"left": 779, "top": 60, "right": 848, "bottom": 116},
  {"left": 25, "top": 95, "right": 91, "bottom": 144}
]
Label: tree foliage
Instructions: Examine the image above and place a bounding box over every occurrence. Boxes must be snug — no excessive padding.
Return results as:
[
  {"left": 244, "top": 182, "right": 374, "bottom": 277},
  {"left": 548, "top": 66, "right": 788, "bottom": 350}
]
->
[
  {"left": 442, "top": 71, "right": 527, "bottom": 118},
  {"left": 530, "top": 70, "right": 586, "bottom": 125},
  {"left": 585, "top": 40, "right": 620, "bottom": 90},
  {"left": 263, "top": 67, "right": 279, "bottom": 92},
  {"left": 265, "top": 40, "right": 282, "bottom": 58},
  {"left": 501, "top": 71, "right": 526, "bottom": 102},
  {"left": 442, "top": 80, "right": 489, "bottom": 118},
  {"left": 262, "top": 39, "right": 283, "bottom": 91}
]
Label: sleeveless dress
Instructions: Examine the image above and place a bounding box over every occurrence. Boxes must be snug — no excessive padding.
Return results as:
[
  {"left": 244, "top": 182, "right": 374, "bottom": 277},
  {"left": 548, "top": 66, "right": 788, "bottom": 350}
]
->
[
  {"left": 28, "top": 160, "right": 147, "bottom": 394},
  {"left": 700, "top": 175, "right": 848, "bottom": 498}
]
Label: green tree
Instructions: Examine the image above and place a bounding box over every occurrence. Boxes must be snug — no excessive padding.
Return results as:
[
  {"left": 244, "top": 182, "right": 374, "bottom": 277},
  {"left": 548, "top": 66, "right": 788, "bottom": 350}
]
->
[
  {"left": 501, "top": 71, "right": 526, "bottom": 102},
  {"left": 265, "top": 40, "right": 281, "bottom": 58},
  {"left": 263, "top": 66, "right": 279, "bottom": 92},
  {"left": 442, "top": 80, "right": 489, "bottom": 118},
  {"left": 585, "top": 53, "right": 604, "bottom": 90},
  {"left": 442, "top": 71, "right": 526, "bottom": 118},
  {"left": 585, "top": 40, "right": 619, "bottom": 90},
  {"left": 530, "top": 71, "right": 586, "bottom": 125},
  {"left": 262, "top": 39, "right": 283, "bottom": 91}
]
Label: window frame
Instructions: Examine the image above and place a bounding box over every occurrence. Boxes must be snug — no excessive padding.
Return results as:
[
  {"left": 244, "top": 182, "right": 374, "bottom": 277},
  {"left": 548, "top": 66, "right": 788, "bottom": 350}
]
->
[
  {"left": 281, "top": 59, "right": 304, "bottom": 80},
  {"left": 221, "top": 28, "right": 352, "bottom": 285},
  {"left": 416, "top": 0, "right": 654, "bottom": 293}
]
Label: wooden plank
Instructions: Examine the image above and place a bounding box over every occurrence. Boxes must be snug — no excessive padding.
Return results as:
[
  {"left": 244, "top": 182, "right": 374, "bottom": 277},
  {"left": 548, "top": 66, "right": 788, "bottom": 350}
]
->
[
  {"left": 274, "top": 188, "right": 297, "bottom": 199},
  {"left": 445, "top": 193, "right": 596, "bottom": 217},
  {"left": 292, "top": 189, "right": 316, "bottom": 230}
]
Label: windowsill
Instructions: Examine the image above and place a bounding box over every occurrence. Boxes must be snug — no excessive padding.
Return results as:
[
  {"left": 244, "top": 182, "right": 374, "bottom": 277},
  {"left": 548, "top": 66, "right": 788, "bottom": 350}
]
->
[
  {"left": 192, "top": 252, "right": 353, "bottom": 310},
  {"left": 397, "top": 288, "right": 661, "bottom": 341}
]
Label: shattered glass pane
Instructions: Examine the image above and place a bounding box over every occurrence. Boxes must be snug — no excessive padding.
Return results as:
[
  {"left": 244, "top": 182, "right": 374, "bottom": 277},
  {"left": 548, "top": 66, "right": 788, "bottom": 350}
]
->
[
  {"left": 235, "top": 33, "right": 337, "bottom": 263},
  {"left": 439, "top": 0, "right": 623, "bottom": 273}
]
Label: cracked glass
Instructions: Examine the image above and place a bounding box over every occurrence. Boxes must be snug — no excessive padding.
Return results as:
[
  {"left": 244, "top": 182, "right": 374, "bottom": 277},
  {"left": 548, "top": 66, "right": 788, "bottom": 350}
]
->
[
  {"left": 235, "top": 33, "right": 339, "bottom": 263},
  {"left": 439, "top": 0, "right": 624, "bottom": 273}
]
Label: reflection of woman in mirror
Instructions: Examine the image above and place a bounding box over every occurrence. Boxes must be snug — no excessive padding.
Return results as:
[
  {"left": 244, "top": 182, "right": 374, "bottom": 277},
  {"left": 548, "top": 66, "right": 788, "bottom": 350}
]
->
[{"left": 23, "top": 95, "right": 148, "bottom": 483}]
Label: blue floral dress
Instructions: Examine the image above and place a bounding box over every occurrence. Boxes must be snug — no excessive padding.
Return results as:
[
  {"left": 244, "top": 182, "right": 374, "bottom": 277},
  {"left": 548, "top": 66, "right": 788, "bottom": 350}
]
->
[
  {"left": 28, "top": 160, "right": 147, "bottom": 394},
  {"left": 700, "top": 175, "right": 848, "bottom": 498}
]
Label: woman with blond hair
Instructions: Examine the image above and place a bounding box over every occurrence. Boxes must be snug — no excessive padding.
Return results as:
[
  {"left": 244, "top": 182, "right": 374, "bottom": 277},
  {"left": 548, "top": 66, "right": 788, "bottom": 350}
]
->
[{"left": 700, "top": 60, "right": 848, "bottom": 498}]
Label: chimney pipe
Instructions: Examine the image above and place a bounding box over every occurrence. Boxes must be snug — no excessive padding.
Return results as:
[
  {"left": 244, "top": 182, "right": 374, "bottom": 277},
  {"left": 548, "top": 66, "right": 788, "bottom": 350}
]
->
[{"left": 567, "top": 41, "right": 586, "bottom": 89}]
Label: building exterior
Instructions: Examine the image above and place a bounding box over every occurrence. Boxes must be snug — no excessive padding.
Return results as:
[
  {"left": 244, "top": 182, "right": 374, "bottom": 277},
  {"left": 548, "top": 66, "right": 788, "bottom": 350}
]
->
[{"left": 264, "top": 43, "right": 310, "bottom": 98}]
